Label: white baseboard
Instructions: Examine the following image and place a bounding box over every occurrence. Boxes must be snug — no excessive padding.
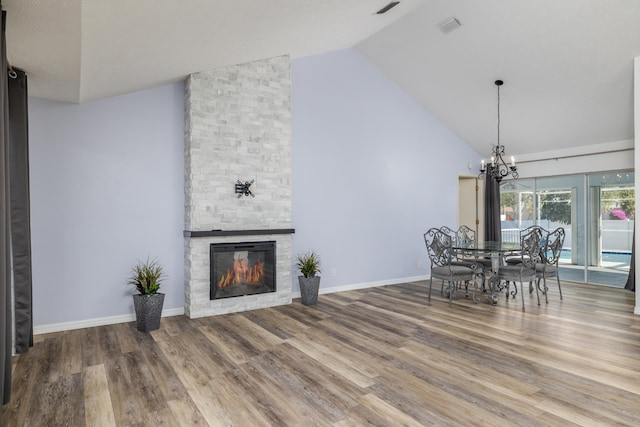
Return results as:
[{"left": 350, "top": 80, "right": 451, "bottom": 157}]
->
[
  {"left": 34, "top": 307, "right": 184, "bottom": 335},
  {"left": 291, "top": 275, "right": 429, "bottom": 298},
  {"left": 35, "top": 276, "right": 429, "bottom": 335}
]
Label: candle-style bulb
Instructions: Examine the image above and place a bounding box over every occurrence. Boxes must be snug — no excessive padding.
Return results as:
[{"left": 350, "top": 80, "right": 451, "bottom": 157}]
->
[{"left": 511, "top": 156, "right": 515, "bottom": 167}]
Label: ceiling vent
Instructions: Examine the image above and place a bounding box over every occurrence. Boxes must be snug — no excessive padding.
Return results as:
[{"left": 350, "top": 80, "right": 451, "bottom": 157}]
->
[
  {"left": 376, "top": 2, "right": 400, "bottom": 15},
  {"left": 438, "top": 16, "right": 462, "bottom": 34}
]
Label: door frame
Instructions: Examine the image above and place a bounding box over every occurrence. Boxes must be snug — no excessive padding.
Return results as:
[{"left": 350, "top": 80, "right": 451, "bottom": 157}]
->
[{"left": 458, "top": 175, "right": 484, "bottom": 242}]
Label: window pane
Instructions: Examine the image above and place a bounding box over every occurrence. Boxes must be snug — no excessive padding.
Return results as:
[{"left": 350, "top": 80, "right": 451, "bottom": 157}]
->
[{"left": 500, "top": 179, "right": 535, "bottom": 243}]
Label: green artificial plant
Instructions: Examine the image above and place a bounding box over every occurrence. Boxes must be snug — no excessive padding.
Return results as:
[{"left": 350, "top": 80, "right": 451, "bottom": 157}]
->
[
  {"left": 295, "top": 250, "right": 321, "bottom": 278},
  {"left": 127, "top": 257, "right": 165, "bottom": 295}
]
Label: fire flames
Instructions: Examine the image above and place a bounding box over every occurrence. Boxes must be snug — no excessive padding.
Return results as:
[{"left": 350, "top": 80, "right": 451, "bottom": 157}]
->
[{"left": 218, "top": 257, "right": 264, "bottom": 288}]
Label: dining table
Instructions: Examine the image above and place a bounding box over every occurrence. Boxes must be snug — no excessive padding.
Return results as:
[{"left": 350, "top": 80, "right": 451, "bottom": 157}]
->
[{"left": 452, "top": 240, "right": 522, "bottom": 305}]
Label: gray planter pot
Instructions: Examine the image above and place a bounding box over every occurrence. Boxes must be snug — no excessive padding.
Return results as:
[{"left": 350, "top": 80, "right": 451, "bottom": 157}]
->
[
  {"left": 298, "top": 276, "right": 320, "bottom": 306},
  {"left": 133, "top": 293, "right": 165, "bottom": 332}
]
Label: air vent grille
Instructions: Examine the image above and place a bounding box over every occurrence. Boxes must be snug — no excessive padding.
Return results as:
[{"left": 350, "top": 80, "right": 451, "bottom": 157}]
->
[{"left": 438, "top": 17, "right": 462, "bottom": 34}]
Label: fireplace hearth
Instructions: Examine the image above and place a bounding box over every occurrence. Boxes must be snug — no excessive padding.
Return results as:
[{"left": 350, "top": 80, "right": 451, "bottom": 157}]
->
[{"left": 210, "top": 241, "right": 276, "bottom": 300}]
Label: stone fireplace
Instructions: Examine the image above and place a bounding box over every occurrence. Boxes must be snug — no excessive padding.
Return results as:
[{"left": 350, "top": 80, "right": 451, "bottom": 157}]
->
[{"left": 183, "top": 55, "right": 293, "bottom": 318}]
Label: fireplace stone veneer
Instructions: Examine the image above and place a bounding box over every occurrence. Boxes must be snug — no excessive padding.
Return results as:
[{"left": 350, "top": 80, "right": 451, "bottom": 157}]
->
[{"left": 183, "top": 55, "right": 293, "bottom": 318}]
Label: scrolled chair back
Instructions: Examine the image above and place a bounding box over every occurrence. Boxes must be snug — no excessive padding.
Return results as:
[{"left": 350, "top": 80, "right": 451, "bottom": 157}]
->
[
  {"left": 520, "top": 227, "right": 543, "bottom": 269},
  {"left": 520, "top": 224, "right": 546, "bottom": 236},
  {"left": 439, "top": 226, "right": 457, "bottom": 242},
  {"left": 424, "top": 228, "right": 454, "bottom": 268},
  {"left": 456, "top": 225, "right": 476, "bottom": 248},
  {"left": 544, "top": 227, "right": 565, "bottom": 265}
]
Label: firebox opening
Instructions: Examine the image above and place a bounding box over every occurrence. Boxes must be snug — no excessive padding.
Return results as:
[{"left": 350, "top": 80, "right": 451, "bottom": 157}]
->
[{"left": 210, "top": 241, "right": 276, "bottom": 299}]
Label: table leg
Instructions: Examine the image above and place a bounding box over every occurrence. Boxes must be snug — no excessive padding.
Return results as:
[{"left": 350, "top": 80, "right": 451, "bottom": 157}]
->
[{"left": 489, "top": 252, "right": 500, "bottom": 305}]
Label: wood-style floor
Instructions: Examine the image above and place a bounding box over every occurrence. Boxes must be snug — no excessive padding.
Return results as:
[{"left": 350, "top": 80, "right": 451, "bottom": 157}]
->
[{"left": 3, "top": 280, "right": 640, "bottom": 426}]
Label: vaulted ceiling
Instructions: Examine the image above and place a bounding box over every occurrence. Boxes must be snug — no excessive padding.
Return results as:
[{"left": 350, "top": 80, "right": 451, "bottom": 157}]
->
[
  {"left": 3, "top": 0, "right": 640, "bottom": 157},
  {"left": 356, "top": 0, "right": 640, "bottom": 156}
]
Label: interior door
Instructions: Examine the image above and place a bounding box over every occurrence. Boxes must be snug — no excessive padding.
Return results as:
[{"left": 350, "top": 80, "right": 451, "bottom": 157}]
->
[{"left": 458, "top": 176, "right": 483, "bottom": 241}]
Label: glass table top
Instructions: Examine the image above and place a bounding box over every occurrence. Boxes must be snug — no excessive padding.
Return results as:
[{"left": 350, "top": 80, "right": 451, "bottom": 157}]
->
[{"left": 453, "top": 241, "right": 521, "bottom": 252}]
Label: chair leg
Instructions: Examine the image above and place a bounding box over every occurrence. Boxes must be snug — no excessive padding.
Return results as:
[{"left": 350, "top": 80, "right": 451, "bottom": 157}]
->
[
  {"left": 542, "top": 276, "right": 549, "bottom": 304},
  {"left": 520, "top": 281, "right": 525, "bottom": 312},
  {"left": 533, "top": 280, "right": 540, "bottom": 306},
  {"left": 429, "top": 277, "right": 433, "bottom": 300},
  {"left": 472, "top": 277, "right": 479, "bottom": 304},
  {"left": 556, "top": 275, "right": 563, "bottom": 300},
  {"left": 449, "top": 281, "right": 454, "bottom": 305}
]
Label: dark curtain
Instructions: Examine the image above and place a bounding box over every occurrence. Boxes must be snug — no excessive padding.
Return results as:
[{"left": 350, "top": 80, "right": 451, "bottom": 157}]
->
[
  {"left": 625, "top": 225, "right": 635, "bottom": 292},
  {"left": 484, "top": 174, "right": 502, "bottom": 242},
  {"left": 9, "top": 68, "right": 32, "bottom": 352},
  {"left": 1, "top": 8, "right": 12, "bottom": 406}
]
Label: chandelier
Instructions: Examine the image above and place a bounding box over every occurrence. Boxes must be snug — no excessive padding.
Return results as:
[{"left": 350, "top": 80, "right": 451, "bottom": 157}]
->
[{"left": 479, "top": 80, "right": 518, "bottom": 183}]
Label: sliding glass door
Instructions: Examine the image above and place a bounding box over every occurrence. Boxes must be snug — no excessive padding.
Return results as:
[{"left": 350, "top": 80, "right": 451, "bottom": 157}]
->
[
  {"left": 499, "top": 170, "right": 633, "bottom": 287},
  {"left": 536, "top": 175, "right": 585, "bottom": 284},
  {"left": 586, "top": 172, "right": 634, "bottom": 286}
]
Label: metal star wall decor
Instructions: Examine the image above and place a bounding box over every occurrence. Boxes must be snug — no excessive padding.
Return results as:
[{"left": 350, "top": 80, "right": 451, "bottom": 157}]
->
[{"left": 235, "top": 179, "right": 255, "bottom": 198}]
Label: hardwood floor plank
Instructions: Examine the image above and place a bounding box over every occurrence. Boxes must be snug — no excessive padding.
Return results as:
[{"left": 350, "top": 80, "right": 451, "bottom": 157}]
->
[
  {"left": 103, "top": 355, "right": 148, "bottom": 426},
  {"left": 223, "top": 313, "right": 284, "bottom": 350},
  {"left": 96, "top": 324, "right": 124, "bottom": 361},
  {"left": 331, "top": 408, "right": 398, "bottom": 427},
  {"left": 172, "top": 378, "right": 238, "bottom": 427},
  {"left": 60, "top": 330, "right": 83, "bottom": 377},
  {"left": 208, "top": 370, "right": 275, "bottom": 427},
  {"left": 259, "top": 342, "right": 364, "bottom": 413},
  {"left": 2, "top": 348, "right": 42, "bottom": 424},
  {"left": 240, "top": 306, "right": 311, "bottom": 337},
  {"left": 313, "top": 303, "right": 409, "bottom": 347},
  {"left": 25, "top": 372, "right": 84, "bottom": 427},
  {"left": 83, "top": 364, "right": 116, "bottom": 427},
  {"left": 220, "top": 367, "right": 298, "bottom": 426},
  {"left": 167, "top": 398, "right": 209, "bottom": 426},
  {"left": 240, "top": 310, "right": 295, "bottom": 340},
  {"left": 239, "top": 349, "right": 338, "bottom": 426},
  {"left": 356, "top": 393, "right": 425, "bottom": 427},
  {"left": 156, "top": 331, "right": 226, "bottom": 386},
  {"left": 286, "top": 335, "right": 378, "bottom": 388},
  {"left": 113, "top": 321, "right": 140, "bottom": 353}
]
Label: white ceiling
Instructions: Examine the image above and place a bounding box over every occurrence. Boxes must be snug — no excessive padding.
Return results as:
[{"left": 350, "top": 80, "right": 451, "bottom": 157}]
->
[{"left": 3, "top": 0, "right": 640, "bottom": 157}]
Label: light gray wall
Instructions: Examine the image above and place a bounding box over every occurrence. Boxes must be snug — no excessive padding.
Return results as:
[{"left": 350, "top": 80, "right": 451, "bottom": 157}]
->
[
  {"left": 28, "top": 48, "right": 483, "bottom": 328},
  {"left": 29, "top": 83, "right": 185, "bottom": 326},
  {"left": 290, "top": 49, "right": 481, "bottom": 291}
]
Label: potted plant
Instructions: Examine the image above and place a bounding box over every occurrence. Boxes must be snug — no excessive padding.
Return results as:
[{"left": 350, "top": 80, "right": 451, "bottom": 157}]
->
[
  {"left": 127, "top": 257, "right": 166, "bottom": 332},
  {"left": 295, "top": 250, "right": 321, "bottom": 305}
]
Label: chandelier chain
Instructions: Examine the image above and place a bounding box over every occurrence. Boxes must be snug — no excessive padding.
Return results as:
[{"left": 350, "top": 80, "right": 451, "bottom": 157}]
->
[{"left": 497, "top": 83, "right": 500, "bottom": 147}]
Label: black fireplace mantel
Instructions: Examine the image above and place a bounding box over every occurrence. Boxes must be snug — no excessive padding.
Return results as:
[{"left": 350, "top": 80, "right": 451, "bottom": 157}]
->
[{"left": 184, "top": 228, "right": 295, "bottom": 238}]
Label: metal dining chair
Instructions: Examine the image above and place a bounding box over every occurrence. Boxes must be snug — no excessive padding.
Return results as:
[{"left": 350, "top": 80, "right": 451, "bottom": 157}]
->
[
  {"left": 505, "top": 225, "right": 547, "bottom": 266},
  {"left": 438, "top": 225, "right": 485, "bottom": 297},
  {"left": 535, "top": 227, "right": 565, "bottom": 303},
  {"left": 497, "top": 227, "right": 543, "bottom": 311},
  {"left": 456, "top": 225, "right": 490, "bottom": 287},
  {"left": 424, "top": 228, "right": 478, "bottom": 305}
]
